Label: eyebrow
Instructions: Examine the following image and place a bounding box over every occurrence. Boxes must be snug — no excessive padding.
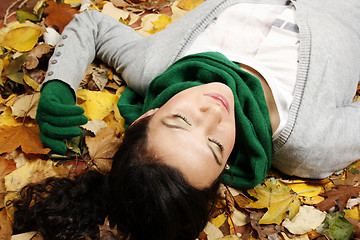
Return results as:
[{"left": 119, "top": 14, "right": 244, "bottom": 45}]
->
[{"left": 161, "top": 120, "right": 222, "bottom": 165}]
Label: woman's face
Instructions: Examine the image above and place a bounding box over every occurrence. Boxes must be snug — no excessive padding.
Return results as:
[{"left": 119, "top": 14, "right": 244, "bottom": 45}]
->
[{"left": 146, "top": 82, "right": 236, "bottom": 189}]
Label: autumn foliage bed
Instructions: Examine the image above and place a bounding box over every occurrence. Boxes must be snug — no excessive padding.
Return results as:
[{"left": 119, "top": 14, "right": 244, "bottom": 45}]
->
[{"left": 0, "top": 0, "right": 360, "bottom": 239}]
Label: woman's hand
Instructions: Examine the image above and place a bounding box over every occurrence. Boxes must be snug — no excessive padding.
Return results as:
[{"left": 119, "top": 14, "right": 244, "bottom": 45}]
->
[{"left": 36, "top": 80, "right": 88, "bottom": 155}]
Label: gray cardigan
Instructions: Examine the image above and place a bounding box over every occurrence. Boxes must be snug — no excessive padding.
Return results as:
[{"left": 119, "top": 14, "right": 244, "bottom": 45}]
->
[{"left": 44, "top": 0, "right": 360, "bottom": 179}]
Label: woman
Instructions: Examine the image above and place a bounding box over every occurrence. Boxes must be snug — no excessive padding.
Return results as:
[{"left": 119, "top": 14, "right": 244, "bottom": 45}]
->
[{"left": 12, "top": 0, "right": 360, "bottom": 239}]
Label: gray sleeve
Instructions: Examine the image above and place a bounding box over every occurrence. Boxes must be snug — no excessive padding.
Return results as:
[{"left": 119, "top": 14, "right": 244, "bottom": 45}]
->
[{"left": 43, "top": 10, "right": 146, "bottom": 95}]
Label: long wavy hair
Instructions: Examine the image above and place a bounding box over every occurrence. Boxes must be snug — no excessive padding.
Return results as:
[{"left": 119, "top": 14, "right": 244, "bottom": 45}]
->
[{"left": 12, "top": 115, "right": 222, "bottom": 240}]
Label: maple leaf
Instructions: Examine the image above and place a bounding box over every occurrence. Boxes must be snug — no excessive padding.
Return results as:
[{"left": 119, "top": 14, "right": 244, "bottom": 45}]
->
[
  {"left": 249, "top": 211, "right": 281, "bottom": 240},
  {"left": 0, "top": 125, "right": 50, "bottom": 154},
  {"left": 318, "top": 211, "right": 354, "bottom": 240},
  {"left": 316, "top": 185, "right": 360, "bottom": 212},
  {"left": 246, "top": 180, "right": 301, "bottom": 225},
  {"left": 331, "top": 167, "right": 360, "bottom": 186},
  {"left": 43, "top": 0, "right": 79, "bottom": 33},
  {"left": 86, "top": 127, "right": 121, "bottom": 172}
]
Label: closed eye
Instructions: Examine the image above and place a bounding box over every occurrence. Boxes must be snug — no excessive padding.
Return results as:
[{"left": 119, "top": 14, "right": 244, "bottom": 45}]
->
[
  {"left": 208, "top": 138, "right": 224, "bottom": 152},
  {"left": 173, "top": 114, "right": 192, "bottom": 126}
]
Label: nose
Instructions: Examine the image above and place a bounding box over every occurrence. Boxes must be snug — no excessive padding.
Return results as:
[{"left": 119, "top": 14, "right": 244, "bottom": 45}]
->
[{"left": 199, "top": 102, "right": 223, "bottom": 125}]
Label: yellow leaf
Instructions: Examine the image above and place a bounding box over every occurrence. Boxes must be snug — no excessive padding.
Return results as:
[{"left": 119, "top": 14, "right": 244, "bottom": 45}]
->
[
  {"left": 147, "top": 14, "right": 171, "bottom": 34},
  {"left": 246, "top": 180, "right": 301, "bottom": 225},
  {"left": 1, "top": 25, "right": 43, "bottom": 52},
  {"left": 210, "top": 212, "right": 227, "bottom": 228},
  {"left": 345, "top": 206, "right": 360, "bottom": 220},
  {"left": 64, "top": 0, "right": 82, "bottom": 4},
  {"left": 280, "top": 180, "right": 324, "bottom": 198},
  {"left": 23, "top": 73, "right": 41, "bottom": 91},
  {"left": 280, "top": 232, "right": 310, "bottom": 240},
  {"left": 76, "top": 89, "right": 119, "bottom": 120},
  {"left": 177, "top": 0, "right": 205, "bottom": 11}
]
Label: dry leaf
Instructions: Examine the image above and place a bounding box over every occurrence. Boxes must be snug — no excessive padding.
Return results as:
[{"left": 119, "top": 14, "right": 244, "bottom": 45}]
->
[
  {"left": 282, "top": 205, "right": 326, "bottom": 235},
  {"left": 81, "top": 119, "right": 108, "bottom": 135},
  {"left": 0, "top": 157, "right": 16, "bottom": 208},
  {"left": 0, "top": 125, "right": 50, "bottom": 154},
  {"left": 249, "top": 211, "right": 281, "bottom": 240},
  {"left": 86, "top": 127, "right": 121, "bottom": 172},
  {"left": 316, "top": 185, "right": 360, "bottom": 212},
  {"left": 203, "top": 221, "right": 224, "bottom": 240},
  {"left": 25, "top": 43, "right": 53, "bottom": 69},
  {"left": 11, "top": 231, "right": 43, "bottom": 240},
  {"left": 102, "top": 2, "right": 130, "bottom": 21},
  {"left": 1, "top": 24, "right": 43, "bottom": 52},
  {"left": 44, "top": 0, "right": 79, "bottom": 33},
  {"left": 246, "top": 180, "right": 301, "bottom": 225},
  {"left": 147, "top": 14, "right": 171, "bottom": 34},
  {"left": 5, "top": 159, "right": 70, "bottom": 193},
  {"left": 176, "top": 0, "right": 205, "bottom": 11},
  {"left": 0, "top": 208, "right": 12, "bottom": 239},
  {"left": 11, "top": 93, "right": 40, "bottom": 119}
]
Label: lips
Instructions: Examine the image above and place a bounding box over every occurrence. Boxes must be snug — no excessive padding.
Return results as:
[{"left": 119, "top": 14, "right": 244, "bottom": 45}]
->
[{"left": 205, "top": 93, "right": 230, "bottom": 113}]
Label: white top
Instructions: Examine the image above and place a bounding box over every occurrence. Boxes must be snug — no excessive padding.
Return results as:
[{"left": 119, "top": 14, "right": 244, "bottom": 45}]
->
[{"left": 184, "top": 3, "right": 299, "bottom": 139}]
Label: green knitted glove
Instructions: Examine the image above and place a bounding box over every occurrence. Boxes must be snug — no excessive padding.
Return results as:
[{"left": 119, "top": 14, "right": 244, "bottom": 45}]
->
[{"left": 36, "top": 80, "right": 88, "bottom": 155}]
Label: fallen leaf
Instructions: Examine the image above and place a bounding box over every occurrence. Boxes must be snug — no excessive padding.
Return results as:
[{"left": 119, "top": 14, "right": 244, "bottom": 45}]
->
[
  {"left": 318, "top": 211, "right": 354, "bottom": 240},
  {"left": 77, "top": 89, "right": 119, "bottom": 120},
  {"left": 246, "top": 180, "right": 301, "bottom": 225},
  {"left": 25, "top": 43, "right": 53, "bottom": 70},
  {"left": 102, "top": 2, "right": 130, "bottom": 21},
  {"left": 282, "top": 205, "right": 326, "bottom": 235},
  {"left": 81, "top": 119, "right": 108, "bottom": 135},
  {"left": 0, "top": 125, "right": 50, "bottom": 154},
  {"left": 331, "top": 167, "right": 360, "bottom": 186},
  {"left": 86, "top": 127, "right": 121, "bottom": 172},
  {"left": 316, "top": 185, "right": 360, "bottom": 212},
  {"left": 11, "top": 93, "right": 40, "bottom": 119},
  {"left": 43, "top": 0, "right": 79, "bottom": 33},
  {"left": 177, "top": 0, "right": 205, "bottom": 11},
  {"left": 345, "top": 206, "right": 360, "bottom": 220},
  {"left": 1, "top": 24, "right": 43, "bottom": 52},
  {"left": 280, "top": 179, "right": 325, "bottom": 198},
  {"left": 0, "top": 208, "right": 12, "bottom": 239},
  {"left": 147, "top": 14, "right": 171, "bottom": 34},
  {"left": 203, "top": 221, "right": 224, "bottom": 240},
  {"left": 280, "top": 232, "right": 310, "bottom": 240},
  {"left": 5, "top": 159, "right": 70, "bottom": 193},
  {"left": 249, "top": 211, "right": 281, "bottom": 240},
  {"left": 11, "top": 231, "right": 43, "bottom": 240},
  {"left": 0, "top": 157, "right": 16, "bottom": 208}
]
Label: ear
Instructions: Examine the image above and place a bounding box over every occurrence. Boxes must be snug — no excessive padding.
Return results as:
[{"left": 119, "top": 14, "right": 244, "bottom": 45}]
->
[{"left": 129, "top": 108, "right": 159, "bottom": 127}]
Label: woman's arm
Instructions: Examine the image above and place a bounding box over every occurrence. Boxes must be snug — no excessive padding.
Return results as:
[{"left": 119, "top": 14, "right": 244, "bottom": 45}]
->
[{"left": 44, "top": 10, "right": 145, "bottom": 95}]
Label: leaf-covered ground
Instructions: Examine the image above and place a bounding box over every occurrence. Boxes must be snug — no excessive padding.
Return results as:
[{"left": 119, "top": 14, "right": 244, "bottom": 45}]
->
[{"left": 0, "top": 0, "right": 360, "bottom": 239}]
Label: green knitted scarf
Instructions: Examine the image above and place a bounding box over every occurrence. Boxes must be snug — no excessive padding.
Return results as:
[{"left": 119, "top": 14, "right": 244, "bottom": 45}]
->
[{"left": 117, "top": 52, "right": 272, "bottom": 188}]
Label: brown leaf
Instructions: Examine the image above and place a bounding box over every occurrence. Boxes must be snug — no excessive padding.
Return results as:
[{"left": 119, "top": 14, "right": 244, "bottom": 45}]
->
[
  {"left": 86, "top": 127, "right": 121, "bottom": 172},
  {"left": 316, "top": 185, "right": 360, "bottom": 212},
  {"left": 44, "top": 0, "right": 79, "bottom": 33},
  {"left": 25, "top": 43, "right": 53, "bottom": 70},
  {"left": 0, "top": 156, "right": 16, "bottom": 208},
  {"left": 249, "top": 211, "right": 281, "bottom": 240},
  {"left": 0, "top": 125, "right": 50, "bottom": 155},
  {"left": 0, "top": 208, "right": 12, "bottom": 239},
  {"left": 99, "top": 217, "right": 125, "bottom": 240},
  {"left": 331, "top": 167, "right": 360, "bottom": 186}
]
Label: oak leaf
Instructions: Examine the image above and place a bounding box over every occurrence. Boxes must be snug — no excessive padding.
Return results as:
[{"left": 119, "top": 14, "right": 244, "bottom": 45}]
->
[
  {"left": 0, "top": 125, "right": 50, "bottom": 154},
  {"left": 316, "top": 185, "right": 360, "bottom": 212},
  {"left": 246, "top": 180, "right": 301, "bottom": 225},
  {"left": 43, "top": 0, "right": 79, "bottom": 33},
  {"left": 86, "top": 127, "right": 121, "bottom": 172}
]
